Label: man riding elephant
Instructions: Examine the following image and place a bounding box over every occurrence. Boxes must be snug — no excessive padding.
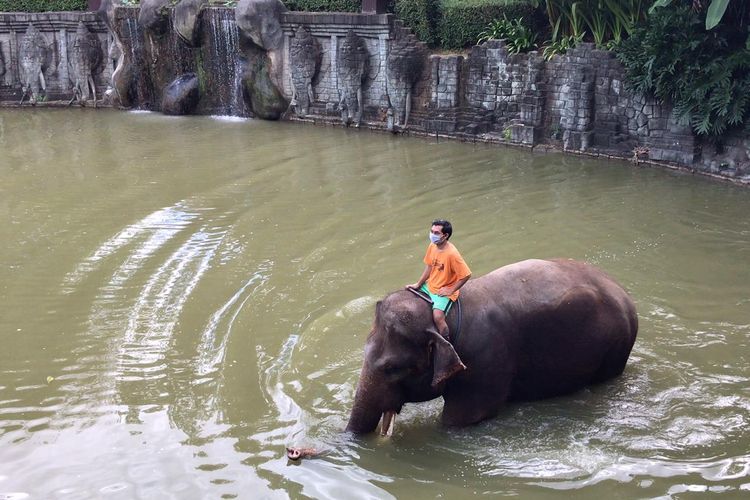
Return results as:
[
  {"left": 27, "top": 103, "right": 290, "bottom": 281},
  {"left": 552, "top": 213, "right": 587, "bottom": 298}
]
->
[{"left": 407, "top": 219, "right": 471, "bottom": 342}]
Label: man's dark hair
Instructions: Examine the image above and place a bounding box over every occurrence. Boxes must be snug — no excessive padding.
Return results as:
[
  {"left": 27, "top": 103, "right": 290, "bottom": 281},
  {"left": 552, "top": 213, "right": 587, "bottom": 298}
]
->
[{"left": 432, "top": 219, "right": 453, "bottom": 240}]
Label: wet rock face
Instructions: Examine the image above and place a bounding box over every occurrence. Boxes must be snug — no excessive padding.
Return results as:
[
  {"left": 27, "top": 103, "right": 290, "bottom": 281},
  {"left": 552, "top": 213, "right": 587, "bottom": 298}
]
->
[
  {"left": 235, "top": 0, "right": 287, "bottom": 51},
  {"left": 243, "top": 56, "right": 288, "bottom": 120},
  {"left": 162, "top": 73, "right": 200, "bottom": 115}
]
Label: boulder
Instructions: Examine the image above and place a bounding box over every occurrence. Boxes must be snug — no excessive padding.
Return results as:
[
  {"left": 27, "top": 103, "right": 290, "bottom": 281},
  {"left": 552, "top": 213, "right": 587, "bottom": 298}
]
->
[
  {"left": 162, "top": 73, "right": 200, "bottom": 115},
  {"left": 244, "top": 59, "right": 288, "bottom": 120},
  {"left": 174, "top": 0, "right": 209, "bottom": 46},
  {"left": 235, "top": 0, "right": 287, "bottom": 51},
  {"left": 138, "top": 0, "right": 172, "bottom": 36}
]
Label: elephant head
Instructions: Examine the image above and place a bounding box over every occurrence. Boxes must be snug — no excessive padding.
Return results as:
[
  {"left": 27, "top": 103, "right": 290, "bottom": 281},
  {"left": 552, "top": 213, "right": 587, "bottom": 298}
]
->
[{"left": 346, "top": 291, "right": 466, "bottom": 435}]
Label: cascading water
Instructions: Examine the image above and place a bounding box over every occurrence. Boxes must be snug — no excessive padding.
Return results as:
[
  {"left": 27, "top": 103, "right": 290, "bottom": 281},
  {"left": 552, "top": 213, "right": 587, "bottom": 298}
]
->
[
  {"left": 201, "top": 7, "right": 248, "bottom": 117},
  {"left": 122, "top": 10, "right": 153, "bottom": 108}
]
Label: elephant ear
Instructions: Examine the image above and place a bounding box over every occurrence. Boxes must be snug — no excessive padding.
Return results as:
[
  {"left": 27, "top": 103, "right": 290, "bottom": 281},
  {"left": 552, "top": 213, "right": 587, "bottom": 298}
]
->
[{"left": 426, "top": 328, "right": 466, "bottom": 387}]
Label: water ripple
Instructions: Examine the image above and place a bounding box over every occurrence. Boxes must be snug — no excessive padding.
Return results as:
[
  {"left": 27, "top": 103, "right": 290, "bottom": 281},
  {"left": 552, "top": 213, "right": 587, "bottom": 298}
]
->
[
  {"left": 62, "top": 203, "right": 199, "bottom": 292},
  {"left": 118, "top": 227, "right": 227, "bottom": 381}
]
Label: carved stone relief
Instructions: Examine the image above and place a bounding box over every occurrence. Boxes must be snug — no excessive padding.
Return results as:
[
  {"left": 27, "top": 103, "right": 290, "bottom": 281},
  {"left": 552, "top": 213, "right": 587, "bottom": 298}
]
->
[
  {"left": 386, "top": 34, "right": 424, "bottom": 130},
  {"left": 337, "top": 30, "right": 369, "bottom": 127},
  {"left": 289, "top": 25, "right": 320, "bottom": 117},
  {"left": 69, "top": 22, "right": 103, "bottom": 105},
  {"left": 19, "top": 24, "right": 51, "bottom": 104}
]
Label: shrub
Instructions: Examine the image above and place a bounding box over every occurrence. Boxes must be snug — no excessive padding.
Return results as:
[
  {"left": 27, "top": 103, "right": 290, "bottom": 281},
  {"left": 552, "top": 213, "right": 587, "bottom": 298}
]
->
[
  {"left": 540, "top": 32, "right": 582, "bottom": 60},
  {"left": 283, "top": 0, "right": 360, "bottom": 11},
  {"left": 395, "top": 0, "right": 440, "bottom": 46},
  {"left": 0, "top": 0, "right": 87, "bottom": 10},
  {"left": 438, "top": 0, "right": 544, "bottom": 50},
  {"left": 477, "top": 15, "right": 537, "bottom": 53},
  {"left": 616, "top": 4, "right": 750, "bottom": 137}
]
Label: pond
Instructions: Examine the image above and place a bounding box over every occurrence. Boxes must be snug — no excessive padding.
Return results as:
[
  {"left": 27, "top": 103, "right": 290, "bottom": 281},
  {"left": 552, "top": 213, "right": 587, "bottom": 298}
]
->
[{"left": 1, "top": 109, "right": 749, "bottom": 499}]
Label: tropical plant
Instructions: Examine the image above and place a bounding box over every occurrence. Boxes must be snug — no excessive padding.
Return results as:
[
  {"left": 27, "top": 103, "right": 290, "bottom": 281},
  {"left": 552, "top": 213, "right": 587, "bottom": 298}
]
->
[
  {"left": 650, "top": 0, "right": 730, "bottom": 30},
  {"left": 477, "top": 15, "right": 538, "bottom": 53},
  {"left": 542, "top": 1, "right": 647, "bottom": 47},
  {"left": 438, "top": 0, "right": 546, "bottom": 50},
  {"left": 616, "top": 4, "right": 750, "bottom": 137},
  {"left": 541, "top": 32, "right": 583, "bottom": 59}
]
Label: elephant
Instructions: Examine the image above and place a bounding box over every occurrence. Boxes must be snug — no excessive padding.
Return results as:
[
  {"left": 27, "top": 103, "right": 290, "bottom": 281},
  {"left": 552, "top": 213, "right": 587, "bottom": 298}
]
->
[{"left": 346, "top": 258, "right": 638, "bottom": 435}]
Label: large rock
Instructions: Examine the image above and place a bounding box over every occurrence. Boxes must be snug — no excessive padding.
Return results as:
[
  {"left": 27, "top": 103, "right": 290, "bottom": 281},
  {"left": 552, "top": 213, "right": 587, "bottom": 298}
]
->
[
  {"left": 174, "top": 0, "right": 209, "bottom": 46},
  {"left": 244, "top": 58, "right": 288, "bottom": 120},
  {"left": 235, "top": 0, "right": 287, "bottom": 51},
  {"left": 97, "top": 0, "right": 124, "bottom": 29},
  {"left": 138, "top": 0, "right": 172, "bottom": 35},
  {"left": 162, "top": 73, "right": 200, "bottom": 115}
]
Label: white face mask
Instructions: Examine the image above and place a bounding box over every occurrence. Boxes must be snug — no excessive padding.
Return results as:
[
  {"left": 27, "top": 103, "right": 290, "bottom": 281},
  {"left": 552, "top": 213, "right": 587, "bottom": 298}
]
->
[{"left": 429, "top": 232, "right": 443, "bottom": 244}]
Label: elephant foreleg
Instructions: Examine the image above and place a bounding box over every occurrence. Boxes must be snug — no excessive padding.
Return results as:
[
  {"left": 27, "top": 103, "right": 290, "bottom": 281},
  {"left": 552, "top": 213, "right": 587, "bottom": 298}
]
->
[
  {"left": 67, "top": 87, "right": 78, "bottom": 106},
  {"left": 89, "top": 76, "right": 97, "bottom": 108},
  {"left": 404, "top": 89, "right": 411, "bottom": 128},
  {"left": 355, "top": 87, "right": 363, "bottom": 127},
  {"left": 442, "top": 378, "right": 510, "bottom": 427}
]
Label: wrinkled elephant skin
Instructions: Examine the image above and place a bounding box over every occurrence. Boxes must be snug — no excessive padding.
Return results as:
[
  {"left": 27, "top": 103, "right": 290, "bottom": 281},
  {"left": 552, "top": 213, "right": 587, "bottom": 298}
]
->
[{"left": 346, "top": 259, "right": 638, "bottom": 434}]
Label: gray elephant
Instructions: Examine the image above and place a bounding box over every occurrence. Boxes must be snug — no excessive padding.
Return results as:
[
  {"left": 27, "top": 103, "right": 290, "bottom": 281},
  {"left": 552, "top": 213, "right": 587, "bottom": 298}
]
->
[{"left": 346, "top": 258, "right": 638, "bottom": 435}]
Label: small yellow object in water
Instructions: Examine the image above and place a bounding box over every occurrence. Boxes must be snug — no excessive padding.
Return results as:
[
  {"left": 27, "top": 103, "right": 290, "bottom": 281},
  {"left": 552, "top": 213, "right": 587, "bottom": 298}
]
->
[{"left": 46, "top": 376, "right": 54, "bottom": 384}]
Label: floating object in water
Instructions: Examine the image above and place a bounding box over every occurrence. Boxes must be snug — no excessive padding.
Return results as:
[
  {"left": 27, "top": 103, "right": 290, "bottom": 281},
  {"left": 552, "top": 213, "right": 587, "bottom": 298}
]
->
[{"left": 286, "top": 447, "right": 320, "bottom": 461}]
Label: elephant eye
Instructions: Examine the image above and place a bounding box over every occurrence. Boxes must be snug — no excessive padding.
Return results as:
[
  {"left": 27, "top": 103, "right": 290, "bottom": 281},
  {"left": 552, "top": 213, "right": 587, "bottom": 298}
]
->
[{"left": 381, "top": 362, "right": 408, "bottom": 379}]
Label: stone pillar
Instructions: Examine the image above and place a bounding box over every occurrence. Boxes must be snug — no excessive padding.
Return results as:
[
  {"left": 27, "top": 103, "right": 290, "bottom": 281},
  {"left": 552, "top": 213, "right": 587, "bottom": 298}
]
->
[
  {"left": 559, "top": 44, "right": 595, "bottom": 151},
  {"left": 430, "top": 55, "right": 461, "bottom": 109},
  {"left": 511, "top": 51, "right": 544, "bottom": 145}
]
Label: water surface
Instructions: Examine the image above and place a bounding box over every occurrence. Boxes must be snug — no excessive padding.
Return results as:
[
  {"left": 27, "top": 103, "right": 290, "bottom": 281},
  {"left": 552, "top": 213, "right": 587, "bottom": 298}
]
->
[{"left": 1, "top": 109, "right": 749, "bottom": 499}]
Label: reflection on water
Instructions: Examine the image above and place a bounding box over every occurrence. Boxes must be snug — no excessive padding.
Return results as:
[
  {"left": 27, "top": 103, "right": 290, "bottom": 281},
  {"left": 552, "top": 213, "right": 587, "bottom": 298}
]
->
[{"left": 0, "top": 109, "right": 749, "bottom": 498}]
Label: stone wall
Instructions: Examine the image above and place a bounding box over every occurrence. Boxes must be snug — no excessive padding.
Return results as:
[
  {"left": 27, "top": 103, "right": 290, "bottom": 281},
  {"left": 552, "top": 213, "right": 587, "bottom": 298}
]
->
[
  {"left": 0, "top": 11, "right": 112, "bottom": 103},
  {"left": 0, "top": 7, "right": 748, "bottom": 183}
]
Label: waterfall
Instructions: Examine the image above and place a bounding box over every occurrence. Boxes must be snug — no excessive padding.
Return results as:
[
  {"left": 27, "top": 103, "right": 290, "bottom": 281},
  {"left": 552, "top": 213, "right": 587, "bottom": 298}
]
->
[
  {"left": 123, "top": 11, "right": 153, "bottom": 108},
  {"left": 202, "top": 7, "right": 247, "bottom": 117}
]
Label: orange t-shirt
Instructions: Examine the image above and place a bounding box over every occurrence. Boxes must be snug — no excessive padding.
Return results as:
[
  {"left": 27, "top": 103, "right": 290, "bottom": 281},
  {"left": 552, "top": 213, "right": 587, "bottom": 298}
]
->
[{"left": 423, "top": 242, "right": 471, "bottom": 301}]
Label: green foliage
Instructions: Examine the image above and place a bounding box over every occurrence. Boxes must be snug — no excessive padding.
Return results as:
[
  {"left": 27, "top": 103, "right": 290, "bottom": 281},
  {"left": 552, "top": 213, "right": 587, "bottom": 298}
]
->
[
  {"left": 541, "top": 32, "right": 581, "bottom": 60},
  {"left": 616, "top": 4, "right": 750, "bottom": 137},
  {"left": 543, "top": 0, "right": 647, "bottom": 47},
  {"left": 0, "top": 0, "right": 87, "bottom": 11},
  {"left": 477, "top": 15, "right": 537, "bottom": 53},
  {"left": 395, "top": 0, "right": 441, "bottom": 46},
  {"left": 283, "top": 0, "right": 360, "bottom": 12},
  {"left": 650, "top": 0, "right": 732, "bottom": 30},
  {"left": 438, "top": 0, "right": 544, "bottom": 50}
]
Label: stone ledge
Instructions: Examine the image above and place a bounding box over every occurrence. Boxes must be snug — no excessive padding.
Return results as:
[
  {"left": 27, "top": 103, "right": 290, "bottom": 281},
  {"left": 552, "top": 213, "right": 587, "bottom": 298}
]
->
[{"left": 282, "top": 12, "right": 392, "bottom": 26}]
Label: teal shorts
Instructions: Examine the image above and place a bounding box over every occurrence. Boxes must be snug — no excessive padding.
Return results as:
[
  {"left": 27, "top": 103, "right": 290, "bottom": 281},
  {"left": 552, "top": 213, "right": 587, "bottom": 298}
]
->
[{"left": 419, "top": 283, "right": 454, "bottom": 313}]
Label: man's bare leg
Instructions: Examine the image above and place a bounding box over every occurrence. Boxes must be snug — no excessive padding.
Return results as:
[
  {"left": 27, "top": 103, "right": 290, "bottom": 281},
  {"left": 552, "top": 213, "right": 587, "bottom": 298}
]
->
[{"left": 433, "top": 308, "right": 450, "bottom": 340}]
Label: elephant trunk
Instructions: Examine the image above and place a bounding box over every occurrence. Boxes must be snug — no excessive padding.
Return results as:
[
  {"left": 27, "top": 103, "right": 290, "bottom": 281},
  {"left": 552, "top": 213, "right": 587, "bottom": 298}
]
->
[
  {"left": 346, "top": 392, "right": 383, "bottom": 434},
  {"left": 346, "top": 374, "right": 391, "bottom": 434}
]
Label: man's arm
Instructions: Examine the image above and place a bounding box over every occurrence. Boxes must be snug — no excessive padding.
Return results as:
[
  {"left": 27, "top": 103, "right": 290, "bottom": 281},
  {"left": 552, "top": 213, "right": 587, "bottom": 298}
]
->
[
  {"left": 437, "top": 274, "right": 471, "bottom": 297},
  {"left": 407, "top": 265, "right": 431, "bottom": 290}
]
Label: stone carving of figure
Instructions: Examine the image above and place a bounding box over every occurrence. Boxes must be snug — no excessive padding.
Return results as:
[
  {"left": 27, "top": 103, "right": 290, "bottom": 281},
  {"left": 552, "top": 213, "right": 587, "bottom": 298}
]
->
[
  {"left": 289, "top": 25, "right": 321, "bottom": 117},
  {"left": 386, "top": 34, "right": 424, "bottom": 131},
  {"left": 69, "top": 22, "right": 103, "bottom": 106},
  {"left": 337, "top": 30, "right": 369, "bottom": 127},
  {"left": 19, "top": 24, "right": 51, "bottom": 104}
]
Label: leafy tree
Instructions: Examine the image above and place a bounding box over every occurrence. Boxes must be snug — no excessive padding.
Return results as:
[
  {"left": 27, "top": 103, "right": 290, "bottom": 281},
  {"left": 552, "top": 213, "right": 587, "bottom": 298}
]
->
[{"left": 616, "top": 3, "right": 750, "bottom": 137}]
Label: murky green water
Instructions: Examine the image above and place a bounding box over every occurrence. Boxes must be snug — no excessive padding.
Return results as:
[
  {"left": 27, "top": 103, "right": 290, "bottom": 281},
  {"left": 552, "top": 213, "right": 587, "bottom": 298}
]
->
[{"left": 1, "top": 109, "right": 749, "bottom": 499}]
